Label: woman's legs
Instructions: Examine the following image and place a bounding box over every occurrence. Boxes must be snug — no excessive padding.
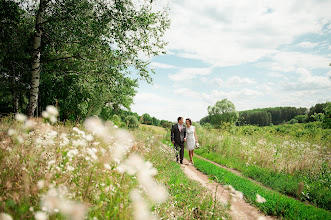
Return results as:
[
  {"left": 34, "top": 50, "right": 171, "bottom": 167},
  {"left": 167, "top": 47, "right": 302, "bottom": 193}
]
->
[{"left": 189, "top": 150, "right": 193, "bottom": 163}]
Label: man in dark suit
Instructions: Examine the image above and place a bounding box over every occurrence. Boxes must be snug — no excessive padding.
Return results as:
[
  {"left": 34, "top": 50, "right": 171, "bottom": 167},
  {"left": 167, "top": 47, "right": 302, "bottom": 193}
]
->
[{"left": 171, "top": 116, "right": 186, "bottom": 164}]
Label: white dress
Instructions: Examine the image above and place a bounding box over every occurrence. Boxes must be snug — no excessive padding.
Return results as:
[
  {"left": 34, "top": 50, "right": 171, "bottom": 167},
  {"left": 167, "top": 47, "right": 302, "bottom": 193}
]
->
[{"left": 186, "top": 126, "right": 196, "bottom": 151}]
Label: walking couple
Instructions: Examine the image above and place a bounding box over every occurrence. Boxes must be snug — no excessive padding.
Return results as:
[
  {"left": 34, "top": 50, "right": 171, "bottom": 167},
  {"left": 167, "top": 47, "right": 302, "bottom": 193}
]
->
[{"left": 171, "top": 117, "right": 198, "bottom": 165}]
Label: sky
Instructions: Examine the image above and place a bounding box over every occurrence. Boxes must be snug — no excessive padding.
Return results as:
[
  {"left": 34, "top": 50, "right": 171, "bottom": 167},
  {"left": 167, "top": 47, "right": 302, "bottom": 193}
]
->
[{"left": 131, "top": 0, "right": 331, "bottom": 122}]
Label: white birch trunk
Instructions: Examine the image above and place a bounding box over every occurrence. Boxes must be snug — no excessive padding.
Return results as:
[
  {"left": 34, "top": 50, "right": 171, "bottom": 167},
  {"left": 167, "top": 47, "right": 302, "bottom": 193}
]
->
[{"left": 27, "top": 0, "right": 46, "bottom": 117}]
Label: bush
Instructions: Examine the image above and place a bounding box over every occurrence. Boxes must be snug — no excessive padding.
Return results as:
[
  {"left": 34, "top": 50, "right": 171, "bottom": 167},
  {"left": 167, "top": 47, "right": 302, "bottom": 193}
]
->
[
  {"left": 126, "top": 115, "right": 140, "bottom": 129},
  {"left": 288, "top": 118, "right": 298, "bottom": 124},
  {"left": 111, "top": 114, "right": 121, "bottom": 126}
]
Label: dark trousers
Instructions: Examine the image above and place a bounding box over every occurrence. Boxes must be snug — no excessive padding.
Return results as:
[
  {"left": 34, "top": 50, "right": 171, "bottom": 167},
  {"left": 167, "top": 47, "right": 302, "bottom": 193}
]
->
[{"left": 174, "top": 143, "right": 184, "bottom": 163}]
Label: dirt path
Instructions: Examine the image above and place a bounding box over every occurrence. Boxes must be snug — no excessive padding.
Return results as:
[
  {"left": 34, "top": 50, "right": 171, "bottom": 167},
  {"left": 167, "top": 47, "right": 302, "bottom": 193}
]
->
[{"left": 181, "top": 158, "right": 275, "bottom": 220}]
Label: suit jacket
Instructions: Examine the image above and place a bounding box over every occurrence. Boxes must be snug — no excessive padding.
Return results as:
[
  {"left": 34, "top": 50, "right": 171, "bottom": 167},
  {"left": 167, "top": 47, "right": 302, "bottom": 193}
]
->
[{"left": 171, "top": 123, "right": 186, "bottom": 145}]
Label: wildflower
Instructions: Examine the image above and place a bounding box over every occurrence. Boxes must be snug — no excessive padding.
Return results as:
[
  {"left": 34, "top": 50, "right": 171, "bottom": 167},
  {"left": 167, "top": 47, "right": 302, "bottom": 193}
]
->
[
  {"left": 38, "top": 180, "right": 45, "bottom": 189},
  {"left": 104, "top": 163, "right": 111, "bottom": 170},
  {"left": 17, "top": 135, "right": 24, "bottom": 144},
  {"left": 23, "top": 119, "right": 36, "bottom": 131},
  {"left": 8, "top": 129, "right": 16, "bottom": 136},
  {"left": 34, "top": 211, "right": 48, "bottom": 220},
  {"left": 0, "top": 213, "right": 13, "bottom": 220},
  {"left": 42, "top": 111, "right": 49, "bottom": 119},
  {"left": 49, "top": 116, "right": 57, "bottom": 124},
  {"left": 67, "top": 149, "right": 79, "bottom": 158},
  {"left": 41, "top": 187, "right": 86, "bottom": 220},
  {"left": 130, "top": 189, "right": 156, "bottom": 220},
  {"left": 87, "top": 148, "right": 98, "bottom": 160},
  {"left": 72, "top": 139, "right": 87, "bottom": 147},
  {"left": 15, "top": 113, "right": 27, "bottom": 122},
  {"left": 256, "top": 194, "right": 266, "bottom": 203},
  {"left": 15, "top": 113, "right": 28, "bottom": 122},
  {"left": 67, "top": 165, "right": 75, "bottom": 171},
  {"left": 46, "top": 106, "right": 59, "bottom": 117},
  {"left": 85, "top": 134, "right": 94, "bottom": 142}
]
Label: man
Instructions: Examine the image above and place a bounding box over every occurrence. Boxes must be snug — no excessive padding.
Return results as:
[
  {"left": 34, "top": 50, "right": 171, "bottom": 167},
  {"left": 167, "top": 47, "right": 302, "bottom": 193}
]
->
[{"left": 171, "top": 116, "right": 186, "bottom": 164}]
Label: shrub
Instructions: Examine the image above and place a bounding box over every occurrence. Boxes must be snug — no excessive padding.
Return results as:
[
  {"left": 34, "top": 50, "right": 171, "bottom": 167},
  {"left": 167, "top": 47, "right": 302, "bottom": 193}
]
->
[{"left": 126, "top": 115, "right": 140, "bottom": 129}]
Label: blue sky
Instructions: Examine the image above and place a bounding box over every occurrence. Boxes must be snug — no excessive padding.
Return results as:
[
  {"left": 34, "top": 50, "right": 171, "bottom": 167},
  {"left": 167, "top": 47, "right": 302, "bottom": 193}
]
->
[{"left": 131, "top": 0, "right": 331, "bottom": 122}]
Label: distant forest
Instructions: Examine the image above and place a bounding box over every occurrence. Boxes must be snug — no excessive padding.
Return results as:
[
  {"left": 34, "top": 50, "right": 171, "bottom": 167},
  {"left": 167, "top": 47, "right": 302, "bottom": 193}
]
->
[{"left": 201, "top": 102, "right": 330, "bottom": 127}]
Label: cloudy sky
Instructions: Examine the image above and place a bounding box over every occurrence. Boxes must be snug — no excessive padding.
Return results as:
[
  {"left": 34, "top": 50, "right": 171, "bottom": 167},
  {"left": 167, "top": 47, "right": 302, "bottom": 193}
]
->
[{"left": 131, "top": 0, "right": 331, "bottom": 122}]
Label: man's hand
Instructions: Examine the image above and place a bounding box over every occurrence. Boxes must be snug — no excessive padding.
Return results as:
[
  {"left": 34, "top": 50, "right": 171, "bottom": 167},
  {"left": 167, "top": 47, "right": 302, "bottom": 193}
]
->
[
  {"left": 172, "top": 141, "right": 175, "bottom": 145},
  {"left": 184, "top": 138, "right": 187, "bottom": 142}
]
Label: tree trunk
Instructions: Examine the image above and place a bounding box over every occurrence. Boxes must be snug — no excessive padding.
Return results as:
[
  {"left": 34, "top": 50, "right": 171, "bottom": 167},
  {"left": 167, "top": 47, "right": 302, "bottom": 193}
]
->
[{"left": 27, "top": 0, "right": 47, "bottom": 117}]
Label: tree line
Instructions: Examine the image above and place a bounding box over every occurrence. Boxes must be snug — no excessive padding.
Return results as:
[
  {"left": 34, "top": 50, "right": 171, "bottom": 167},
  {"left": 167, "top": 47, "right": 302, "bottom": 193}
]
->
[
  {"left": 0, "top": 0, "right": 170, "bottom": 121},
  {"left": 200, "top": 99, "right": 331, "bottom": 129}
]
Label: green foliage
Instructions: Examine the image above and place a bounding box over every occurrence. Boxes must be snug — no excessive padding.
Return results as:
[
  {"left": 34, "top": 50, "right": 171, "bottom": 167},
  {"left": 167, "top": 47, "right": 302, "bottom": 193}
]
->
[
  {"left": 322, "top": 102, "right": 331, "bottom": 129},
  {"left": 294, "top": 114, "right": 308, "bottom": 123},
  {"left": 126, "top": 115, "right": 139, "bottom": 129},
  {"left": 1, "top": 0, "right": 170, "bottom": 120},
  {"left": 207, "top": 99, "right": 238, "bottom": 127},
  {"left": 111, "top": 114, "right": 121, "bottom": 126},
  {"left": 142, "top": 113, "right": 152, "bottom": 125}
]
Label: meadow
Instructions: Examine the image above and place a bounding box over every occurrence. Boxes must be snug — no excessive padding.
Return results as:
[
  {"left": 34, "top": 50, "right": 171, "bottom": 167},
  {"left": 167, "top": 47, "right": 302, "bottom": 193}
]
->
[
  {"left": 193, "top": 122, "right": 331, "bottom": 211},
  {"left": 0, "top": 109, "right": 227, "bottom": 220}
]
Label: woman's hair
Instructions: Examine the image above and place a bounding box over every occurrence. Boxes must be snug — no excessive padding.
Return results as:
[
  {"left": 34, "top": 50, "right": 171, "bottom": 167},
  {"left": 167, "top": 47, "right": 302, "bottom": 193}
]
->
[{"left": 186, "top": 118, "right": 192, "bottom": 125}]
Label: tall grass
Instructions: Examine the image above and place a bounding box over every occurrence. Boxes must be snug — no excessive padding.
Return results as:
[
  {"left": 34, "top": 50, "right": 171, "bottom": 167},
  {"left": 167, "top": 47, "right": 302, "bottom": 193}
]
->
[
  {"left": 194, "top": 123, "right": 331, "bottom": 210},
  {"left": 0, "top": 111, "right": 227, "bottom": 219}
]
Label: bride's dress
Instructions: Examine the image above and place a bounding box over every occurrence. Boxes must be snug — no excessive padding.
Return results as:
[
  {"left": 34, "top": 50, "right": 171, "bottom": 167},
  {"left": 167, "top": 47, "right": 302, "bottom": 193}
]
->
[{"left": 186, "top": 126, "right": 195, "bottom": 150}]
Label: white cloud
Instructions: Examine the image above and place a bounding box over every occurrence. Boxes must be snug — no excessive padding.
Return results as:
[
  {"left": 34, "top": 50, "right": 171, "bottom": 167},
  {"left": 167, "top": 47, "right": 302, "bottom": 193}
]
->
[
  {"left": 282, "top": 68, "right": 331, "bottom": 91},
  {"left": 168, "top": 68, "right": 212, "bottom": 81},
  {"left": 295, "top": 41, "right": 318, "bottom": 48},
  {"left": 212, "top": 76, "right": 256, "bottom": 87},
  {"left": 150, "top": 62, "right": 177, "bottom": 69},
  {"left": 173, "top": 88, "right": 200, "bottom": 98},
  {"left": 163, "top": 0, "right": 331, "bottom": 67}
]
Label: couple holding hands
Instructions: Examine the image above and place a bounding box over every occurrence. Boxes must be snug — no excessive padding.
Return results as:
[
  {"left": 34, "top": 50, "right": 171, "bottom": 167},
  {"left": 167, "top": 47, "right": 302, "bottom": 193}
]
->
[{"left": 171, "top": 117, "right": 199, "bottom": 165}]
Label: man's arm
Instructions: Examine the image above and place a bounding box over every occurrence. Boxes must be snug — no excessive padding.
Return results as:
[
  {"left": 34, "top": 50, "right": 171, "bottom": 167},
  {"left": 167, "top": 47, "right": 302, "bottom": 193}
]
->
[
  {"left": 171, "top": 124, "right": 175, "bottom": 144},
  {"left": 183, "top": 127, "right": 187, "bottom": 142}
]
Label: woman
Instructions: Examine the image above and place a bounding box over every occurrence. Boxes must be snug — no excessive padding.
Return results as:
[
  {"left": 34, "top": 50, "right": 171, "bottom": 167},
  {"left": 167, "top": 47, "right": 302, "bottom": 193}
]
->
[{"left": 185, "top": 118, "right": 198, "bottom": 165}]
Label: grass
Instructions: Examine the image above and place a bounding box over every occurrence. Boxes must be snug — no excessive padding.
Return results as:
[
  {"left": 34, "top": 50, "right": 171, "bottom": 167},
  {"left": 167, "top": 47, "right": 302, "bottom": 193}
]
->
[
  {"left": 0, "top": 115, "right": 227, "bottom": 219},
  {"left": 193, "top": 123, "right": 331, "bottom": 211},
  {"left": 190, "top": 156, "right": 331, "bottom": 219}
]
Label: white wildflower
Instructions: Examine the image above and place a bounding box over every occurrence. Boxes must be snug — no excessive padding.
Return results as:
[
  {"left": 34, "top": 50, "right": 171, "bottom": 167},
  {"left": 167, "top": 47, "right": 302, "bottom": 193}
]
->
[
  {"left": 41, "top": 187, "right": 86, "bottom": 220},
  {"left": 17, "top": 135, "right": 24, "bottom": 144},
  {"left": 67, "top": 149, "right": 79, "bottom": 158},
  {"left": 46, "top": 106, "right": 59, "bottom": 117},
  {"left": 85, "top": 134, "right": 94, "bottom": 142},
  {"left": 0, "top": 213, "right": 13, "bottom": 220},
  {"left": 67, "top": 165, "right": 75, "bottom": 171},
  {"left": 42, "top": 111, "right": 49, "bottom": 119},
  {"left": 130, "top": 189, "right": 156, "bottom": 220},
  {"left": 23, "top": 119, "right": 36, "bottom": 131},
  {"left": 256, "top": 194, "right": 266, "bottom": 203},
  {"left": 29, "top": 207, "right": 34, "bottom": 212},
  {"left": 38, "top": 180, "right": 45, "bottom": 189},
  {"left": 8, "top": 129, "right": 16, "bottom": 136},
  {"left": 15, "top": 113, "right": 27, "bottom": 122},
  {"left": 87, "top": 148, "right": 98, "bottom": 160},
  {"left": 72, "top": 139, "right": 87, "bottom": 147},
  {"left": 49, "top": 115, "right": 57, "bottom": 124},
  {"left": 34, "top": 211, "right": 48, "bottom": 220},
  {"left": 104, "top": 164, "right": 111, "bottom": 170}
]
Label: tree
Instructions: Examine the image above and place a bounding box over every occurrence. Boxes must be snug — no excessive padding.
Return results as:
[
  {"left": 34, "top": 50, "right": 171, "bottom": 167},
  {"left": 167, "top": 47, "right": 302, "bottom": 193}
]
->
[
  {"left": 207, "top": 99, "right": 238, "bottom": 127},
  {"left": 12, "top": 0, "right": 170, "bottom": 117},
  {"left": 0, "top": 0, "right": 32, "bottom": 113},
  {"left": 142, "top": 113, "right": 152, "bottom": 125}
]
